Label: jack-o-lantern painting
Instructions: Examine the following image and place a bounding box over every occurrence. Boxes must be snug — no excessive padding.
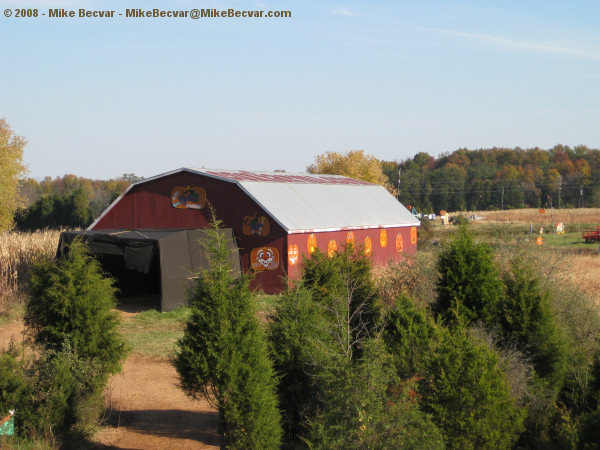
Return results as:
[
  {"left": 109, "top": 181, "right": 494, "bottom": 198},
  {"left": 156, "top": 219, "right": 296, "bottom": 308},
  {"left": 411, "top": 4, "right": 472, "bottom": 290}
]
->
[
  {"left": 171, "top": 186, "right": 206, "bottom": 209},
  {"left": 307, "top": 233, "right": 318, "bottom": 255},
  {"left": 346, "top": 231, "right": 355, "bottom": 245},
  {"left": 242, "top": 213, "right": 270, "bottom": 236},
  {"left": 251, "top": 247, "right": 279, "bottom": 271},
  {"left": 379, "top": 229, "right": 387, "bottom": 248},
  {"left": 395, "top": 233, "right": 404, "bottom": 253},
  {"left": 364, "top": 236, "right": 372, "bottom": 256},
  {"left": 327, "top": 240, "right": 337, "bottom": 258},
  {"left": 288, "top": 244, "right": 299, "bottom": 266},
  {"left": 410, "top": 226, "right": 418, "bottom": 245}
]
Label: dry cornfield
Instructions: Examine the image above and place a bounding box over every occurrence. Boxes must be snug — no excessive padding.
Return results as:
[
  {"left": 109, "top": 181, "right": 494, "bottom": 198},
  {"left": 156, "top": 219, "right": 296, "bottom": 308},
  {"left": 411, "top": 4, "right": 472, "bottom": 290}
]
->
[
  {"left": 0, "top": 230, "right": 61, "bottom": 314},
  {"left": 463, "top": 208, "right": 600, "bottom": 225}
]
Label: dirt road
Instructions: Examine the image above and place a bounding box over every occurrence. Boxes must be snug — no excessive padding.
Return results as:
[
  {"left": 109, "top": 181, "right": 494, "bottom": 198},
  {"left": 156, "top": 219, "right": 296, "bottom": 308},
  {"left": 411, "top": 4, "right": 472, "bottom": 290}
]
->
[
  {"left": 94, "top": 355, "right": 219, "bottom": 449},
  {"left": 0, "top": 320, "right": 219, "bottom": 449}
]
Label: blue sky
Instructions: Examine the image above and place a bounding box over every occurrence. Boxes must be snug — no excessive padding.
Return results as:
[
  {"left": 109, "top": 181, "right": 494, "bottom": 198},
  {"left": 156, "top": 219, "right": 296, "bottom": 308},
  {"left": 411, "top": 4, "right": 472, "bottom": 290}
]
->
[{"left": 3, "top": 0, "right": 600, "bottom": 179}]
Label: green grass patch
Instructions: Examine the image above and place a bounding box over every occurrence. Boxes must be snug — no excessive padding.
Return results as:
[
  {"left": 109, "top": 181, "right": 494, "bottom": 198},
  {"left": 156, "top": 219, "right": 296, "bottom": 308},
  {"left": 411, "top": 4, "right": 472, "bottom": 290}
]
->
[
  {"left": 117, "top": 295, "right": 280, "bottom": 358},
  {"left": 254, "top": 294, "right": 280, "bottom": 317},
  {"left": 541, "top": 232, "right": 600, "bottom": 249},
  {"left": 117, "top": 307, "right": 191, "bottom": 358}
]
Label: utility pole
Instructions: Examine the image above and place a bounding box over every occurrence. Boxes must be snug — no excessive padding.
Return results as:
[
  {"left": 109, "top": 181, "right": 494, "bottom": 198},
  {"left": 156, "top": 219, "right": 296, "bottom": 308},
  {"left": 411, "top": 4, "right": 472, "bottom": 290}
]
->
[
  {"left": 579, "top": 186, "right": 584, "bottom": 233},
  {"left": 558, "top": 175, "right": 562, "bottom": 209},
  {"left": 396, "top": 167, "right": 401, "bottom": 201},
  {"left": 501, "top": 186, "right": 504, "bottom": 210}
]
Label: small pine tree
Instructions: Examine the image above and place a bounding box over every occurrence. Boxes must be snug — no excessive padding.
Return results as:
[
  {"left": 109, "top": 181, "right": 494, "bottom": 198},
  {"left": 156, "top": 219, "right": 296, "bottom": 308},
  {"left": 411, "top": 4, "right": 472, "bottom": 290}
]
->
[
  {"left": 301, "top": 245, "right": 381, "bottom": 359},
  {"left": 306, "top": 337, "right": 445, "bottom": 449},
  {"left": 422, "top": 326, "right": 526, "bottom": 449},
  {"left": 383, "top": 294, "right": 438, "bottom": 378},
  {"left": 501, "top": 257, "right": 567, "bottom": 390},
  {"left": 434, "top": 224, "right": 504, "bottom": 326},
  {"left": 174, "top": 214, "right": 282, "bottom": 449},
  {"left": 268, "top": 284, "right": 332, "bottom": 446},
  {"left": 25, "top": 239, "right": 126, "bottom": 377}
]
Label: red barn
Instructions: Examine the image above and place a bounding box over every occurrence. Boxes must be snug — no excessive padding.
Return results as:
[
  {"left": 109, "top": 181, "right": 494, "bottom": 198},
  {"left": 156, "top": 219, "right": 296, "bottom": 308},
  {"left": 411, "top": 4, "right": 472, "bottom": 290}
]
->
[{"left": 90, "top": 168, "right": 420, "bottom": 293}]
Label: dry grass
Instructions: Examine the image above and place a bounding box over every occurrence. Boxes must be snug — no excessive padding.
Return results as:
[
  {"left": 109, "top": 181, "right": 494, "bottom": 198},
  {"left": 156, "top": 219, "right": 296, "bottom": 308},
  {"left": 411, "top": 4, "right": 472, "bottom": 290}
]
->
[
  {"left": 555, "top": 254, "right": 600, "bottom": 308},
  {"left": 462, "top": 208, "right": 600, "bottom": 226},
  {"left": 0, "top": 230, "right": 61, "bottom": 316}
]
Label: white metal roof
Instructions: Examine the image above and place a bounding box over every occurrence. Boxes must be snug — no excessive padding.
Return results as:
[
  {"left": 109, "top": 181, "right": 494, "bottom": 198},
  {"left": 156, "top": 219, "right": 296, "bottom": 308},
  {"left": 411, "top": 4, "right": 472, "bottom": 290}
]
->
[
  {"left": 89, "top": 168, "right": 420, "bottom": 232},
  {"left": 238, "top": 182, "right": 419, "bottom": 233}
]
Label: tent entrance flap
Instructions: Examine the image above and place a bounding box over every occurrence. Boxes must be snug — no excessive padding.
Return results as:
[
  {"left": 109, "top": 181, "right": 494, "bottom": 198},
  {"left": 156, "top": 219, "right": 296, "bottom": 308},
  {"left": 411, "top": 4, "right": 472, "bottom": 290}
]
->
[{"left": 57, "top": 228, "right": 241, "bottom": 311}]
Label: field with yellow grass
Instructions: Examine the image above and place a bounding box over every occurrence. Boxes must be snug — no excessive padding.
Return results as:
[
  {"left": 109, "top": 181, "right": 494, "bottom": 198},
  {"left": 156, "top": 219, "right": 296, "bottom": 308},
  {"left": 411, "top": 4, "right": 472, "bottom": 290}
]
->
[
  {"left": 462, "top": 208, "right": 600, "bottom": 304},
  {"left": 0, "top": 230, "right": 60, "bottom": 315},
  {"left": 463, "top": 207, "right": 600, "bottom": 227}
]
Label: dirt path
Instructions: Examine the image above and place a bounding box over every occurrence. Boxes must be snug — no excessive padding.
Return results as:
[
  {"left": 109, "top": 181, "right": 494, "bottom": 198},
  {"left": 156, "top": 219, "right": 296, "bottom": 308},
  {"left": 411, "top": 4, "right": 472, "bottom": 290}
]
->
[
  {"left": 94, "top": 355, "right": 219, "bottom": 449},
  {"left": 0, "top": 319, "right": 219, "bottom": 449},
  {"left": 0, "top": 321, "right": 25, "bottom": 350}
]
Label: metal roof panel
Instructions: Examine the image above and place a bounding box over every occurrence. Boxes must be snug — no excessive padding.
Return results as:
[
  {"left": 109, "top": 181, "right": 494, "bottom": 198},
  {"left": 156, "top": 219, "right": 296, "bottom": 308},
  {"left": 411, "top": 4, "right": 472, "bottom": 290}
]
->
[{"left": 238, "top": 182, "right": 420, "bottom": 232}]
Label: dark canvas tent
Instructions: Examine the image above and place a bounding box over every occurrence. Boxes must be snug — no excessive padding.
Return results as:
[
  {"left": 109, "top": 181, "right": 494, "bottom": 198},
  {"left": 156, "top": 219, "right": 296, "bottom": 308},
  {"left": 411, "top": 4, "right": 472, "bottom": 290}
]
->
[{"left": 57, "top": 228, "right": 241, "bottom": 311}]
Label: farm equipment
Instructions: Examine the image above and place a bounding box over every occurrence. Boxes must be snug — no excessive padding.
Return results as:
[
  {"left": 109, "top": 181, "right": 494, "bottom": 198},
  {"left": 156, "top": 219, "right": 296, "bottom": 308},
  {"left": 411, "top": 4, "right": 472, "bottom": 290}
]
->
[{"left": 582, "top": 226, "right": 600, "bottom": 243}]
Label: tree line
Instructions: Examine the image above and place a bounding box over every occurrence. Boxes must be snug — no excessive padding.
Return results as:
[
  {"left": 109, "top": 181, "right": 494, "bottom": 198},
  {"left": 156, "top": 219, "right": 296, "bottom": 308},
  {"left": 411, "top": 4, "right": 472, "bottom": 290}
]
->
[
  {"left": 14, "top": 174, "right": 142, "bottom": 230},
  {"left": 381, "top": 145, "right": 600, "bottom": 213}
]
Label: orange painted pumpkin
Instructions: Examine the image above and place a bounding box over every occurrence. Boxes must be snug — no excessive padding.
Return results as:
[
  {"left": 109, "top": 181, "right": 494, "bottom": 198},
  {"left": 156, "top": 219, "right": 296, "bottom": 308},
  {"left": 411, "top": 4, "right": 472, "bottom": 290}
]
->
[
  {"left": 346, "top": 231, "right": 355, "bottom": 245},
  {"left": 288, "top": 244, "right": 299, "bottom": 266},
  {"left": 251, "top": 247, "right": 279, "bottom": 271},
  {"left": 242, "top": 214, "right": 270, "bottom": 236},
  {"left": 364, "top": 236, "right": 372, "bottom": 256},
  {"left": 379, "top": 229, "right": 387, "bottom": 248},
  {"left": 171, "top": 186, "right": 206, "bottom": 209},
  {"left": 307, "top": 233, "right": 318, "bottom": 255},
  {"left": 396, "top": 233, "right": 404, "bottom": 253},
  {"left": 410, "top": 226, "right": 418, "bottom": 245},
  {"left": 327, "top": 240, "right": 337, "bottom": 258}
]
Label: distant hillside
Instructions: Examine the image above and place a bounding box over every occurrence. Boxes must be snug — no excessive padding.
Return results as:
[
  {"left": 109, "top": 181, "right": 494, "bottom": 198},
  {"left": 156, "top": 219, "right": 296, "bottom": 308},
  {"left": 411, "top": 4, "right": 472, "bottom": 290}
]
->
[{"left": 381, "top": 145, "right": 600, "bottom": 213}]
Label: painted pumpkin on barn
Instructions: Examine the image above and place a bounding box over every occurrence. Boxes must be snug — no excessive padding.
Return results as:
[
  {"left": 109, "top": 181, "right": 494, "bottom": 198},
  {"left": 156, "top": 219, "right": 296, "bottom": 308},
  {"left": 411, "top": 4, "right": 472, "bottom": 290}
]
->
[
  {"left": 171, "top": 186, "right": 206, "bottom": 209},
  {"left": 327, "top": 239, "right": 337, "bottom": 258},
  {"left": 242, "top": 213, "right": 270, "bottom": 236},
  {"left": 364, "top": 236, "right": 372, "bottom": 256},
  {"left": 346, "top": 231, "right": 355, "bottom": 245},
  {"left": 410, "top": 226, "right": 418, "bottom": 245},
  {"left": 251, "top": 247, "right": 279, "bottom": 271},
  {"left": 307, "top": 233, "right": 318, "bottom": 255},
  {"left": 396, "top": 233, "right": 403, "bottom": 253},
  {"left": 379, "top": 228, "right": 387, "bottom": 248},
  {"left": 288, "top": 244, "right": 299, "bottom": 266}
]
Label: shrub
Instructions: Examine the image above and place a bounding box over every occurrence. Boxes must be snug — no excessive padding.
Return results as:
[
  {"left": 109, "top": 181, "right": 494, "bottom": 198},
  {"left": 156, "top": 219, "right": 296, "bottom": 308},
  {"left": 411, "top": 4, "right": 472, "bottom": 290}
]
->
[{"left": 174, "top": 216, "right": 282, "bottom": 449}]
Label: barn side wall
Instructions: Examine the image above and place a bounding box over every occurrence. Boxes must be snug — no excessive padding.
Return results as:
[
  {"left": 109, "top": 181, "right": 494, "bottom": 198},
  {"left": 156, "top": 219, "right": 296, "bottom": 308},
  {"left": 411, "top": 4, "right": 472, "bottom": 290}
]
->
[
  {"left": 285, "top": 226, "right": 418, "bottom": 280},
  {"left": 91, "top": 172, "right": 287, "bottom": 293}
]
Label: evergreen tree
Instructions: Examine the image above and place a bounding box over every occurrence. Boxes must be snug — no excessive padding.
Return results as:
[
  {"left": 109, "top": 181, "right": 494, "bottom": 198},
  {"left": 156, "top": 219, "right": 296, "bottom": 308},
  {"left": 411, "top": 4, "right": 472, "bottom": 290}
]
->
[
  {"left": 174, "top": 216, "right": 282, "bottom": 449},
  {"left": 433, "top": 224, "right": 504, "bottom": 326},
  {"left": 422, "top": 326, "right": 526, "bottom": 449},
  {"left": 268, "top": 285, "right": 332, "bottom": 446},
  {"left": 301, "top": 246, "right": 381, "bottom": 358},
  {"left": 501, "top": 257, "right": 567, "bottom": 390},
  {"left": 26, "top": 239, "right": 126, "bottom": 377},
  {"left": 306, "top": 338, "right": 444, "bottom": 449}
]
